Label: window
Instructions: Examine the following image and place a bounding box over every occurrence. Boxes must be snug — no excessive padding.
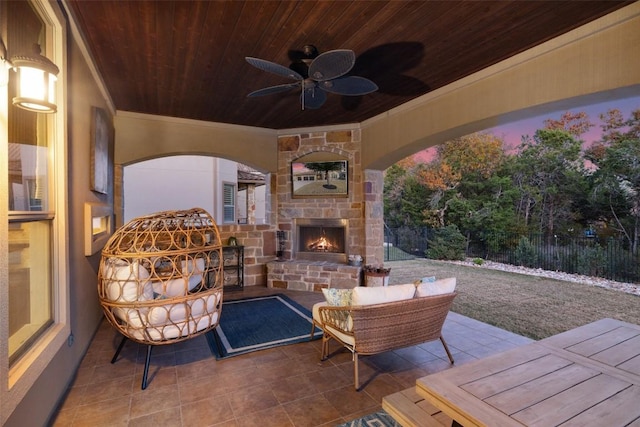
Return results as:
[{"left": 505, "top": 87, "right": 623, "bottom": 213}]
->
[
  {"left": 223, "top": 183, "right": 235, "bottom": 223},
  {"left": 2, "top": 0, "right": 69, "bottom": 421},
  {"left": 6, "top": 0, "right": 56, "bottom": 368},
  {"left": 8, "top": 220, "right": 53, "bottom": 365}
]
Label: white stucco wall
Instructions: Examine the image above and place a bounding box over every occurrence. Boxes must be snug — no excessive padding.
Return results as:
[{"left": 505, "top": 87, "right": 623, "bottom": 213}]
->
[
  {"left": 123, "top": 156, "right": 216, "bottom": 222},
  {"left": 123, "top": 155, "right": 246, "bottom": 224}
]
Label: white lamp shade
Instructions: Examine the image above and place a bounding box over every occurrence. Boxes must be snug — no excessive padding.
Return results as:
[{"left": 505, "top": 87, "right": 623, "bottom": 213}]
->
[{"left": 11, "top": 44, "right": 59, "bottom": 113}]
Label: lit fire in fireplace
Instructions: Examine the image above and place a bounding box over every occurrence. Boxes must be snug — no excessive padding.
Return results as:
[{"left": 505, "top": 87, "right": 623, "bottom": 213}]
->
[
  {"left": 296, "top": 219, "right": 346, "bottom": 261},
  {"left": 307, "top": 235, "right": 337, "bottom": 252}
]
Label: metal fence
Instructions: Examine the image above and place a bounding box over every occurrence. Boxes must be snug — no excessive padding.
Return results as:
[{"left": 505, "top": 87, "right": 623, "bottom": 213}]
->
[{"left": 384, "top": 226, "right": 640, "bottom": 284}]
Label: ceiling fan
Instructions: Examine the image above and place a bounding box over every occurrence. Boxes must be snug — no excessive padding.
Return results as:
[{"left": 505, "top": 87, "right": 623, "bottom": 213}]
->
[{"left": 245, "top": 45, "right": 378, "bottom": 110}]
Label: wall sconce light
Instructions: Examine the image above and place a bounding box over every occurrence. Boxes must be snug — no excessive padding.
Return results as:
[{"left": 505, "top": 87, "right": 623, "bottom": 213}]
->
[{"left": 1, "top": 39, "right": 59, "bottom": 113}]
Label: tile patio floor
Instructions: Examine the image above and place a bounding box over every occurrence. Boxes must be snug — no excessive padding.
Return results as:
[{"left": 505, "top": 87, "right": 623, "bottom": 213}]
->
[{"left": 51, "top": 285, "right": 533, "bottom": 427}]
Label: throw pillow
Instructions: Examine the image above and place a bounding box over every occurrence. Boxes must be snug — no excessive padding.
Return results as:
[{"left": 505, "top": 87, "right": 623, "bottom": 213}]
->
[
  {"left": 415, "top": 277, "right": 456, "bottom": 297},
  {"left": 322, "top": 288, "right": 353, "bottom": 306},
  {"left": 351, "top": 283, "right": 416, "bottom": 306},
  {"left": 104, "top": 259, "right": 154, "bottom": 302},
  {"left": 414, "top": 276, "right": 436, "bottom": 285}
]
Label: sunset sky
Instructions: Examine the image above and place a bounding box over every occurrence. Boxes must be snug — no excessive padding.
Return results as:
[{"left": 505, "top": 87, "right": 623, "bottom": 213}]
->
[{"left": 413, "top": 95, "right": 640, "bottom": 163}]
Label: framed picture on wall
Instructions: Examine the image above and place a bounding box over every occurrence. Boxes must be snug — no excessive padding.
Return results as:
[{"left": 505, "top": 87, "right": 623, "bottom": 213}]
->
[
  {"left": 291, "top": 160, "right": 348, "bottom": 198},
  {"left": 90, "top": 106, "right": 111, "bottom": 194}
]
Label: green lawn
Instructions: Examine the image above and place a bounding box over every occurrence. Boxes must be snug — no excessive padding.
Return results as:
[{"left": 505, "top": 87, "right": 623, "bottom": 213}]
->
[{"left": 387, "top": 258, "right": 640, "bottom": 340}]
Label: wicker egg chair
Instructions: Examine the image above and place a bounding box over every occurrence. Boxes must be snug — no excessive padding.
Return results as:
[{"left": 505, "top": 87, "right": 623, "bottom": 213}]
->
[{"left": 98, "top": 208, "right": 224, "bottom": 389}]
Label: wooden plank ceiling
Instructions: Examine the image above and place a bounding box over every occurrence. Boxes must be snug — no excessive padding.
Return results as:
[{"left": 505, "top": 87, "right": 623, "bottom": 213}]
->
[{"left": 66, "top": 1, "right": 631, "bottom": 130}]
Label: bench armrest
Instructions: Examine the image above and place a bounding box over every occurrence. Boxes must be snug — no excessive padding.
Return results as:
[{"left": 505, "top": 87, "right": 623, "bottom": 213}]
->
[{"left": 318, "top": 305, "right": 354, "bottom": 335}]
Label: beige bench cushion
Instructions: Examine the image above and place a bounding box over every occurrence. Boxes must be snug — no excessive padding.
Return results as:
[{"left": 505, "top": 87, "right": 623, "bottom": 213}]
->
[{"left": 313, "top": 302, "right": 354, "bottom": 346}]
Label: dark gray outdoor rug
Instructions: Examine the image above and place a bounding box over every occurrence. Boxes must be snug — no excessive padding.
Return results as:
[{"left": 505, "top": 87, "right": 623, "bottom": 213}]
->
[
  {"left": 336, "top": 410, "right": 401, "bottom": 427},
  {"left": 212, "top": 294, "right": 322, "bottom": 359}
]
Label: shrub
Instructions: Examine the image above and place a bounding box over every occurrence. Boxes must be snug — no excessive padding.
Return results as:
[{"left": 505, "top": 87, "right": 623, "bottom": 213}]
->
[
  {"left": 473, "top": 257, "right": 484, "bottom": 265},
  {"left": 426, "top": 225, "right": 466, "bottom": 261},
  {"left": 576, "top": 245, "right": 606, "bottom": 276},
  {"left": 514, "top": 237, "right": 538, "bottom": 268},
  {"left": 603, "top": 239, "right": 640, "bottom": 283}
]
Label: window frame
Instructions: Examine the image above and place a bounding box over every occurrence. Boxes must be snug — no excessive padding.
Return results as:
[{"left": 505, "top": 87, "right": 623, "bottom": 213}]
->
[
  {"left": 0, "top": 0, "right": 69, "bottom": 423},
  {"left": 223, "top": 182, "right": 236, "bottom": 224}
]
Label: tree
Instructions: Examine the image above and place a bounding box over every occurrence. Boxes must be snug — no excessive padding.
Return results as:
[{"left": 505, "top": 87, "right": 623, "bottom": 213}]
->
[
  {"left": 303, "top": 162, "right": 344, "bottom": 189},
  {"left": 415, "top": 162, "right": 459, "bottom": 227},
  {"left": 447, "top": 173, "right": 522, "bottom": 247},
  {"left": 511, "top": 129, "right": 587, "bottom": 239},
  {"left": 586, "top": 108, "right": 640, "bottom": 253},
  {"left": 416, "top": 132, "right": 506, "bottom": 228},
  {"left": 383, "top": 161, "right": 431, "bottom": 228},
  {"left": 438, "top": 132, "right": 507, "bottom": 178},
  {"left": 543, "top": 111, "right": 594, "bottom": 137},
  {"left": 597, "top": 108, "right": 635, "bottom": 144}
]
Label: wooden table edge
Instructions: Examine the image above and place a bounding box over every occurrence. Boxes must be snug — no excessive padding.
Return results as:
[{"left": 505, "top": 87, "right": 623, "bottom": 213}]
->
[{"left": 416, "top": 377, "right": 522, "bottom": 427}]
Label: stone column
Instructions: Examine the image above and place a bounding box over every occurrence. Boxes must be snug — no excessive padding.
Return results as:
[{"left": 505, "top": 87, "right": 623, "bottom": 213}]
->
[
  {"left": 246, "top": 184, "right": 256, "bottom": 224},
  {"left": 363, "top": 169, "right": 384, "bottom": 266}
]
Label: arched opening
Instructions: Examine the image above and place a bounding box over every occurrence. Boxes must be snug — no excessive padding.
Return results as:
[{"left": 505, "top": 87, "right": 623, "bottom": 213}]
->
[
  {"left": 382, "top": 95, "right": 640, "bottom": 283},
  {"left": 123, "top": 155, "right": 267, "bottom": 225}
]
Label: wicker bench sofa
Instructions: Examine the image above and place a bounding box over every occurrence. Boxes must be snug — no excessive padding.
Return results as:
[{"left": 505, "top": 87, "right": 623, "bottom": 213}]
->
[{"left": 312, "top": 279, "right": 457, "bottom": 390}]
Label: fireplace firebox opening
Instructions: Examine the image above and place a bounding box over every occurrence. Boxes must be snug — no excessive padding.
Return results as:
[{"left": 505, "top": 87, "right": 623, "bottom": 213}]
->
[{"left": 294, "top": 218, "right": 348, "bottom": 263}]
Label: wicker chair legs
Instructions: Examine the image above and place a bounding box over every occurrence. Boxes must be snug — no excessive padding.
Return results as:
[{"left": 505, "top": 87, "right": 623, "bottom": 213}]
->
[
  {"left": 440, "top": 336, "right": 454, "bottom": 364},
  {"left": 310, "top": 320, "right": 321, "bottom": 340},
  {"left": 111, "top": 330, "right": 221, "bottom": 390},
  {"left": 354, "top": 352, "right": 360, "bottom": 391},
  {"left": 320, "top": 333, "right": 331, "bottom": 361},
  {"left": 141, "top": 345, "right": 153, "bottom": 390},
  {"left": 111, "top": 336, "right": 154, "bottom": 390},
  {"left": 350, "top": 336, "right": 454, "bottom": 391},
  {"left": 111, "top": 335, "right": 128, "bottom": 364}
]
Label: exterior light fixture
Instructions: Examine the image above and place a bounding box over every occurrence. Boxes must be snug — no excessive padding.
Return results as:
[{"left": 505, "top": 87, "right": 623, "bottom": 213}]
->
[
  {"left": 1, "top": 39, "right": 59, "bottom": 113},
  {"left": 10, "top": 43, "right": 59, "bottom": 113}
]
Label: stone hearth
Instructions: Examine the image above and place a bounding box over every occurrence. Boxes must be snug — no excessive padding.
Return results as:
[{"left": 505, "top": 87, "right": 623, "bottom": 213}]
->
[{"left": 266, "top": 260, "right": 362, "bottom": 291}]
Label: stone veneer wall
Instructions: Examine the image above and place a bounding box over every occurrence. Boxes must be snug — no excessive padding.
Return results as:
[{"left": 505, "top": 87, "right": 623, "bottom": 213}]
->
[
  {"left": 269, "top": 128, "right": 384, "bottom": 290},
  {"left": 218, "top": 224, "right": 275, "bottom": 287},
  {"left": 277, "top": 129, "right": 365, "bottom": 260}
]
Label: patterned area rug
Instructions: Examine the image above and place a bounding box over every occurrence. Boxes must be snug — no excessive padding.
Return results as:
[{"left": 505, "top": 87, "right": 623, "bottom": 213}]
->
[
  {"left": 211, "top": 294, "right": 322, "bottom": 359},
  {"left": 336, "top": 410, "right": 400, "bottom": 427}
]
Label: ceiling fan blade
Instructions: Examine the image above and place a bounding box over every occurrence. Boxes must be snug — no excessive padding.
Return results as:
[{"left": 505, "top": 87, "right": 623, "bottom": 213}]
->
[
  {"left": 247, "top": 83, "right": 300, "bottom": 97},
  {"left": 308, "top": 49, "right": 355, "bottom": 81},
  {"left": 301, "top": 87, "right": 327, "bottom": 109},
  {"left": 319, "top": 76, "right": 378, "bottom": 96},
  {"left": 245, "top": 57, "right": 303, "bottom": 81}
]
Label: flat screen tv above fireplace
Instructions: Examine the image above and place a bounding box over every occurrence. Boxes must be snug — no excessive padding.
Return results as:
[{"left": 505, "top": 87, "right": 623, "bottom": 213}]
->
[
  {"left": 294, "top": 218, "right": 348, "bottom": 263},
  {"left": 291, "top": 160, "right": 348, "bottom": 198}
]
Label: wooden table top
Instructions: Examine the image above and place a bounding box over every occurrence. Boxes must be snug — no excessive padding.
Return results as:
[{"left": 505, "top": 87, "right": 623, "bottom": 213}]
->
[{"left": 416, "top": 318, "right": 640, "bottom": 427}]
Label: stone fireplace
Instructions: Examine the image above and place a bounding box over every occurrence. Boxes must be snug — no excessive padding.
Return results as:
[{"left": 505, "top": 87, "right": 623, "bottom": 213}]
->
[
  {"left": 294, "top": 218, "right": 348, "bottom": 263},
  {"left": 266, "top": 128, "right": 384, "bottom": 292}
]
